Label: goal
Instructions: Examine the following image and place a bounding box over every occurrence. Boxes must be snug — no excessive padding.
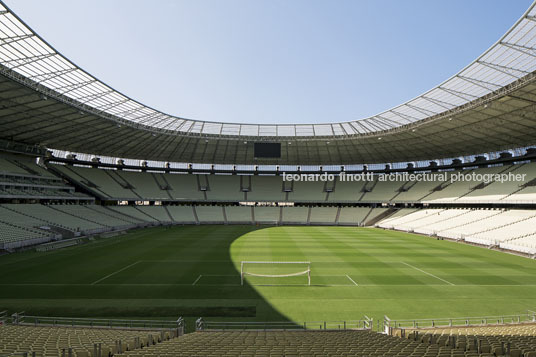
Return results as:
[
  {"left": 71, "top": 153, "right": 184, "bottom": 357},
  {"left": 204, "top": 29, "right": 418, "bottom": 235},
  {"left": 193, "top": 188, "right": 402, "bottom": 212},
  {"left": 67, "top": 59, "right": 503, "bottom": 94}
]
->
[{"left": 240, "top": 261, "right": 311, "bottom": 286}]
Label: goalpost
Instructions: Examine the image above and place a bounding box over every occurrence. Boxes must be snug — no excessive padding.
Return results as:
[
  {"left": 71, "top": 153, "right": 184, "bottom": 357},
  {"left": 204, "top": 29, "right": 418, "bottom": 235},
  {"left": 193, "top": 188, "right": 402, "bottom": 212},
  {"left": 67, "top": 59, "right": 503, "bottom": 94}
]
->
[{"left": 241, "top": 261, "right": 311, "bottom": 286}]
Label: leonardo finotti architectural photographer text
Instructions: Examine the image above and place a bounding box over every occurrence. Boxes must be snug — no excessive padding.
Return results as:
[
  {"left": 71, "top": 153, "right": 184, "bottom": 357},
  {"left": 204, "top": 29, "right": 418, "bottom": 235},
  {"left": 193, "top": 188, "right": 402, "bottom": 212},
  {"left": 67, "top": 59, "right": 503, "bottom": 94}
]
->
[{"left": 282, "top": 172, "right": 527, "bottom": 184}]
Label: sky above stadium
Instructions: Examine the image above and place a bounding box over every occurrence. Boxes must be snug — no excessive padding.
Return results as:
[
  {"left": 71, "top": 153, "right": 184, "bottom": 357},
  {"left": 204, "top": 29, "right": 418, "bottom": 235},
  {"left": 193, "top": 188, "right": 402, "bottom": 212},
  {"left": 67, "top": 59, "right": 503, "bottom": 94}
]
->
[{"left": 5, "top": 0, "right": 534, "bottom": 125}]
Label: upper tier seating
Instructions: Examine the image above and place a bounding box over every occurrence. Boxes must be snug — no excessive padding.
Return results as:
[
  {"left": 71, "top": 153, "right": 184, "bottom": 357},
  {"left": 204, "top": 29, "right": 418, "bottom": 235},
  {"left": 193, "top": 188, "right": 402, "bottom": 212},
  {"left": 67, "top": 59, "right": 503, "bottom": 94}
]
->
[
  {"left": 52, "top": 165, "right": 134, "bottom": 199},
  {"left": 206, "top": 175, "right": 242, "bottom": 201},
  {"left": 458, "top": 164, "right": 532, "bottom": 202},
  {"left": 115, "top": 170, "right": 169, "bottom": 201},
  {"left": 289, "top": 181, "right": 326, "bottom": 202},
  {"left": 423, "top": 166, "right": 512, "bottom": 203},
  {"left": 360, "top": 177, "right": 404, "bottom": 203},
  {"left": 393, "top": 179, "right": 446, "bottom": 202},
  {"left": 327, "top": 177, "right": 368, "bottom": 202},
  {"left": 247, "top": 176, "right": 286, "bottom": 202},
  {"left": 0, "top": 159, "right": 90, "bottom": 200},
  {"left": 48, "top": 161, "right": 536, "bottom": 204},
  {"left": 164, "top": 174, "right": 205, "bottom": 200}
]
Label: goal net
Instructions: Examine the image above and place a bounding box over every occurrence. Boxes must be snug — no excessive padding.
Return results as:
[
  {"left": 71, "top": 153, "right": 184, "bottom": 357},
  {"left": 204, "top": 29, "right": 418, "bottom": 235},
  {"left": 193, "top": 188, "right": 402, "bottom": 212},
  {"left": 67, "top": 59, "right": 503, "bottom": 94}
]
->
[{"left": 241, "top": 261, "right": 311, "bottom": 286}]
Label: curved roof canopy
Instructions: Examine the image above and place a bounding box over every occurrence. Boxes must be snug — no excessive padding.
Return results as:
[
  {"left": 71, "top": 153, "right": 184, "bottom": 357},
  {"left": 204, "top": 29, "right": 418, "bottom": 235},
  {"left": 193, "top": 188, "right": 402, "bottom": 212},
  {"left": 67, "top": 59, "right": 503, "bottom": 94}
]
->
[
  {"left": 0, "top": 1, "right": 535, "bottom": 137},
  {"left": 0, "top": 1, "right": 535, "bottom": 165}
]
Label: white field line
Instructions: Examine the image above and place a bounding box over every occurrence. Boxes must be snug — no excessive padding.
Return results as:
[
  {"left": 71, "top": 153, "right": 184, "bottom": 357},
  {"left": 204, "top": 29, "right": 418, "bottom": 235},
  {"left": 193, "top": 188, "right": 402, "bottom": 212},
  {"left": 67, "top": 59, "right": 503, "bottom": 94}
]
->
[
  {"left": 91, "top": 261, "right": 142, "bottom": 285},
  {"left": 346, "top": 275, "right": 358, "bottom": 286},
  {"left": 401, "top": 261, "right": 455, "bottom": 286},
  {"left": 3, "top": 283, "right": 536, "bottom": 287},
  {"left": 192, "top": 275, "right": 203, "bottom": 285}
]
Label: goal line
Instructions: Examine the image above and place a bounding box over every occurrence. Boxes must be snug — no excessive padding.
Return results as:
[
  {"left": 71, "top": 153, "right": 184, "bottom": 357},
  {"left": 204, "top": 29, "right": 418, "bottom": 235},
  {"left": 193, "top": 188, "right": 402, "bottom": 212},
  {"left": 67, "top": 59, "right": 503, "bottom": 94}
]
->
[{"left": 241, "top": 261, "right": 311, "bottom": 286}]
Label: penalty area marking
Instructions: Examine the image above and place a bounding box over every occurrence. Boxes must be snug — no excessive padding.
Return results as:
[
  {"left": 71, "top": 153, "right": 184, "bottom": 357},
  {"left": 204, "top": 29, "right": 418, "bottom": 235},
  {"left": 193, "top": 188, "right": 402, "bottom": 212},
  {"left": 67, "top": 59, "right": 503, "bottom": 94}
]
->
[
  {"left": 401, "top": 261, "right": 455, "bottom": 286},
  {"left": 346, "top": 275, "right": 358, "bottom": 286},
  {"left": 192, "top": 275, "right": 203, "bottom": 285},
  {"left": 91, "top": 261, "right": 142, "bottom": 285}
]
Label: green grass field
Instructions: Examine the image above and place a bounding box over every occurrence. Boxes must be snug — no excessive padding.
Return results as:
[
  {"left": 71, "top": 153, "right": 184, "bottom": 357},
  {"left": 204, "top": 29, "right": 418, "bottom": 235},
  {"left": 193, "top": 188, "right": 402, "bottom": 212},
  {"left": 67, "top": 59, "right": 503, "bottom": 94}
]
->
[{"left": 1, "top": 225, "right": 536, "bottom": 329}]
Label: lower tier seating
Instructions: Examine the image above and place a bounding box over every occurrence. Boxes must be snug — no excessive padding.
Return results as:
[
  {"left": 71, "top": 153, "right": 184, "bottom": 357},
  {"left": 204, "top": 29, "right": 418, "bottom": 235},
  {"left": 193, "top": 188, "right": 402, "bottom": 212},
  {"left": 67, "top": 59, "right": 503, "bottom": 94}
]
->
[
  {"left": 377, "top": 208, "right": 536, "bottom": 253},
  {"left": 403, "top": 323, "right": 536, "bottom": 357},
  {"left": 0, "top": 324, "right": 170, "bottom": 357},
  {"left": 114, "top": 330, "right": 461, "bottom": 357}
]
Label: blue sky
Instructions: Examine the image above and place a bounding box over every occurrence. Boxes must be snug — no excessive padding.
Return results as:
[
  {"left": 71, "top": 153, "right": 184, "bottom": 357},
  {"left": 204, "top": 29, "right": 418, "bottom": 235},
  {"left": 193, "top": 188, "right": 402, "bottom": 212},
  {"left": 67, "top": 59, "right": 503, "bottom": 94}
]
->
[{"left": 6, "top": 0, "right": 534, "bottom": 124}]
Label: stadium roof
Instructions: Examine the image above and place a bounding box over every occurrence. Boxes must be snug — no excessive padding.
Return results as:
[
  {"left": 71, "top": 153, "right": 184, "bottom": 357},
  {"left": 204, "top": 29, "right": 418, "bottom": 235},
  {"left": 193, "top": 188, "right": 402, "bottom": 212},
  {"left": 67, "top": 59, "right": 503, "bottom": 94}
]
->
[{"left": 0, "top": 1, "right": 535, "bottom": 164}]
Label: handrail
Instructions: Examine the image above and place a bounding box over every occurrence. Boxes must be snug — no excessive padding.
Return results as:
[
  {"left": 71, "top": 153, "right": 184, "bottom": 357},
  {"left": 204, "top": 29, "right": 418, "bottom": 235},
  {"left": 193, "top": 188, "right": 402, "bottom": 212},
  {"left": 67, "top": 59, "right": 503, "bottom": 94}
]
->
[
  {"left": 197, "top": 318, "right": 372, "bottom": 331},
  {"left": 383, "top": 311, "right": 536, "bottom": 334},
  {"left": 11, "top": 313, "right": 184, "bottom": 332}
]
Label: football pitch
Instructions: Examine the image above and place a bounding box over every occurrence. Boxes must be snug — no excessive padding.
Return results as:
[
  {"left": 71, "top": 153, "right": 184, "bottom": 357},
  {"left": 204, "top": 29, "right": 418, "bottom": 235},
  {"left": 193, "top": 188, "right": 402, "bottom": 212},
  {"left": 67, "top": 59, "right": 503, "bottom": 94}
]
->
[{"left": 1, "top": 225, "right": 536, "bottom": 329}]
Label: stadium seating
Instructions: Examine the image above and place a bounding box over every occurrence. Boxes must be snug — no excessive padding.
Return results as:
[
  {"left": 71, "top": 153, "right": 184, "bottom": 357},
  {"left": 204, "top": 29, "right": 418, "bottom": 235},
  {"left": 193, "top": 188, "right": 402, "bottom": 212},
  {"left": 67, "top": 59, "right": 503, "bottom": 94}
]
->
[
  {"left": 423, "top": 166, "right": 512, "bottom": 203},
  {"left": 195, "top": 206, "right": 225, "bottom": 223},
  {"left": 337, "top": 207, "right": 373, "bottom": 225},
  {"left": 501, "top": 234, "right": 536, "bottom": 255},
  {"left": 108, "top": 206, "right": 156, "bottom": 223},
  {"left": 164, "top": 174, "right": 205, "bottom": 201},
  {"left": 47, "top": 161, "right": 536, "bottom": 204},
  {"left": 281, "top": 207, "right": 310, "bottom": 224},
  {"left": 289, "top": 180, "right": 326, "bottom": 202},
  {"left": 360, "top": 177, "right": 404, "bottom": 203},
  {"left": 225, "top": 206, "right": 253, "bottom": 223},
  {"left": 458, "top": 164, "right": 531, "bottom": 202},
  {"left": 206, "top": 175, "right": 242, "bottom": 201},
  {"left": 52, "top": 165, "right": 133, "bottom": 199},
  {"left": 0, "top": 160, "right": 91, "bottom": 200},
  {"left": 248, "top": 176, "right": 286, "bottom": 202},
  {"left": 0, "top": 324, "right": 170, "bottom": 357},
  {"left": 253, "top": 206, "right": 281, "bottom": 223},
  {"left": 327, "top": 177, "right": 368, "bottom": 202},
  {"left": 377, "top": 208, "right": 536, "bottom": 249},
  {"left": 135, "top": 205, "right": 171, "bottom": 222},
  {"left": 404, "top": 324, "right": 536, "bottom": 357},
  {"left": 113, "top": 329, "right": 468, "bottom": 357},
  {"left": 166, "top": 205, "right": 197, "bottom": 223},
  {"left": 393, "top": 180, "right": 446, "bottom": 203},
  {"left": 465, "top": 211, "right": 536, "bottom": 246},
  {"left": 308, "top": 206, "right": 338, "bottom": 224}
]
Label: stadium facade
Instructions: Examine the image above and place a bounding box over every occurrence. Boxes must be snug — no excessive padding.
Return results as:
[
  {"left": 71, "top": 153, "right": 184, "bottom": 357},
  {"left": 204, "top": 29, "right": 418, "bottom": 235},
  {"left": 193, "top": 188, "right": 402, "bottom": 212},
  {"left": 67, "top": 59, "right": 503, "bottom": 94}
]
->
[{"left": 0, "top": 1, "right": 535, "bottom": 166}]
